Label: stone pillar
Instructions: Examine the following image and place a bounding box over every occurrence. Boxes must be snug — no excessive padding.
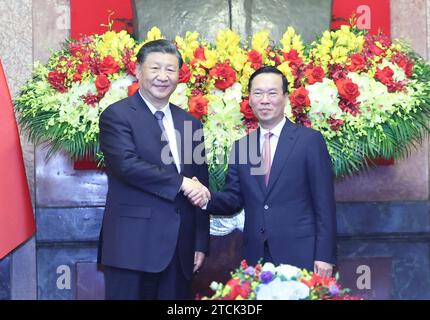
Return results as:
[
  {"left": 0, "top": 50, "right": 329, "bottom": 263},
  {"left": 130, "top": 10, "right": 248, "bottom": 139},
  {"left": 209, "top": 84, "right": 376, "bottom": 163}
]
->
[{"left": 0, "top": 0, "right": 35, "bottom": 300}]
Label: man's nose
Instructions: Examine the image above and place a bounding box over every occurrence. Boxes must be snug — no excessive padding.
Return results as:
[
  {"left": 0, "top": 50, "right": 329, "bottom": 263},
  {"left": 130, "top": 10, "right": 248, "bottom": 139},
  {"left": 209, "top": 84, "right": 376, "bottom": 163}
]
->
[
  {"left": 156, "top": 70, "right": 168, "bottom": 81},
  {"left": 260, "top": 94, "right": 270, "bottom": 103}
]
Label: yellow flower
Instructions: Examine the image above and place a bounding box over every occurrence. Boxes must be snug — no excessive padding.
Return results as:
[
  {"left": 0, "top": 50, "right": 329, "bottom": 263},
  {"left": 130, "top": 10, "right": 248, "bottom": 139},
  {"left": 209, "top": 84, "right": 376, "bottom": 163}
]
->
[
  {"left": 239, "top": 63, "right": 255, "bottom": 93},
  {"left": 252, "top": 30, "right": 270, "bottom": 55},
  {"left": 176, "top": 31, "right": 201, "bottom": 62},
  {"left": 230, "top": 50, "right": 248, "bottom": 72},
  {"left": 201, "top": 47, "right": 217, "bottom": 69},
  {"left": 146, "top": 26, "right": 164, "bottom": 41},
  {"left": 280, "top": 27, "right": 304, "bottom": 56},
  {"left": 96, "top": 30, "right": 136, "bottom": 63},
  {"left": 216, "top": 29, "right": 241, "bottom": 61},
  {"left": 277, "top": 62, "right": 295, "bottom": 89},
  {"left": 331, "top": 46, "right": 349, "bottom": 64}
]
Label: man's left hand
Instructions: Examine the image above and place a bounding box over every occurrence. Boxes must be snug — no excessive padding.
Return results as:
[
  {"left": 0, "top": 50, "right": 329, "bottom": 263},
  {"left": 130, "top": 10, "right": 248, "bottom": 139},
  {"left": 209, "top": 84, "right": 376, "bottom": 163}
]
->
[
  {"left": 314, "top": 260, "right": 333, "bottom": 278},
  {"left": 193, "top": 251, "right": 206, "bottom": 273}
]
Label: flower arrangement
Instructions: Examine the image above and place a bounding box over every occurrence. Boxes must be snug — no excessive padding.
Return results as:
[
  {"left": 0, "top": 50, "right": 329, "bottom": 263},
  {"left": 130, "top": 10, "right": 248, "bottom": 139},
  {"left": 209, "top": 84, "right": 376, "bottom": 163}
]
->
[
  {"left": 200, "top": 260, "right": 361, "bottom": 300},
  {"left": 15, "top": 20, "right": 430, "bottom": 183}
]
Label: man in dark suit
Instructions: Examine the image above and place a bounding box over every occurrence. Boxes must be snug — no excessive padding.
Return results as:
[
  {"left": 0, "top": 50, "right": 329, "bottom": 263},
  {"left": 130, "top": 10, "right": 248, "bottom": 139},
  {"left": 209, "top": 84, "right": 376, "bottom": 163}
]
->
[
  {"left": 192, "top": 66, "right": 337, "bottom": 277},
  {"left": 98, "top": 39, "right": 210, "bottom": 299}
]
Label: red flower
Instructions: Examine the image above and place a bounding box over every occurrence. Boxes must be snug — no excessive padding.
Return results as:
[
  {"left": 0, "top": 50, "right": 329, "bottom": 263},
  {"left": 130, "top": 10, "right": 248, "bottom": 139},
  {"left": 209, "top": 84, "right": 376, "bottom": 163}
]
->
[
  {"left": 72, "top": 73, "right": 82, "bottom": 82},
  {"left": 347, "top": 53, "right": 366, "bottom": 72},
  {"left": 290, "top": 86, "right": 310, "bottom": 108},
  {"left": 48, "top": 70, "right": 67, "bottom": 93},
  {"left": 77, "top": 62, "right": 90, "bottom": 74},
  {"left": 392, "top": 53, "right": 414, "bottom": 77},
  {"left": 224, "top": 278, "right": 241, "bottom": 299},
  {"left": 209, "top": 62, "right": 237, "bottom": 90},
  {"left": 194, "top": 47, "right": 206, "bottom": 61},
  {"left": 128, "top": 82, "right": 140, "bottom": 96},
  {"left": 302, "top": 273, "right": 322, "bottom": 288},
  {"left": 328, "top": 116, "right": 344, "bottom": 131},
  {"left": 386, "top": 80, "right": 406, "bottom": 93},
  {"left": 240, "top": 98, "right": 257, "bottom": 121},
  {"left": 247, "top": 50, "right": 263, "bottom": 69},
  {"left": 95, "top": 74, "right": 111, "bottom": 95},
  {"left": 122, "top": 48, "right": 137, "bottom": 76},
  {"left": 371, "top": 45, "right": 385, "bottom": 57},
  {"left": 402, "top": 62, "right": 413, "bottom": 78},
  {"left": 283, "top": 49, "right": 302, "bottom": 68},
  {"left": 305, "top": 65, "right": 325, "bottom": 84},
  {"left": 375, "top": 66, "right": 394, "bottom": 85},
  {"left": 336, "top": 78, "right": 360, "bottom": 102},
  {"left": 188, "top": 93, "right": 209, "bottom": 120},
  {"left": 273, "top": 54, "right": 282, "bottom": 66},
  {"left": 238, "top": 281, "right": 251, "bottom": 299},
  {"left": 244, "top": 119, "right": 259, "bottom": 133},
  {"left": 99, "top": 55, "right": 120, "bottom": 75},
  {"left": 126, "top": 61, "right": 137, "bottom": 76},
  {"left": 69, "top": 43, "right": 84, "bottom": 58},
  {"left": 339, "top": 99, "right": 361, "bottom": 116},
  {"left": 292, "top": 112, "right": 311, "bottom": 128},
  {"left": 81, "top": 92, "right": 101, "bottom": 106},
  {"left": 178, "top": 63, "right": 191, "bottom": 83},
  {"left": 328, "top": 64, "right": 348, "bottom": 81},
  {"left": 240, "top": 259, "right": 249, "bottom": 270}
]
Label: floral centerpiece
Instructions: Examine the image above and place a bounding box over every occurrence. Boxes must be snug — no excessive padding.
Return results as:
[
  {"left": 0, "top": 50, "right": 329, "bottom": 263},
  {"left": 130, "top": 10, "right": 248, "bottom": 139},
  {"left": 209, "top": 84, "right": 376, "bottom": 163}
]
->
[
  {"left": 200, "top": 260, "right": 361, "bottom": 300},
  {"left": 15, "top": 20, "right": 430, "bottom": 184}
]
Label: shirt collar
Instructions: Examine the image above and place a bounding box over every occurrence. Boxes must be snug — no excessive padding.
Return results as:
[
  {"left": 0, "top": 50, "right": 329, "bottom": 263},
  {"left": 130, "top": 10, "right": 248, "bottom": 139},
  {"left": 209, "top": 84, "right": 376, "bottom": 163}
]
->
[
  {"left": 138, "top": 90, "right": 171, "bottom": 117},
  {"left": 260, "top": 118, "right": 286, "bottom": 138}
]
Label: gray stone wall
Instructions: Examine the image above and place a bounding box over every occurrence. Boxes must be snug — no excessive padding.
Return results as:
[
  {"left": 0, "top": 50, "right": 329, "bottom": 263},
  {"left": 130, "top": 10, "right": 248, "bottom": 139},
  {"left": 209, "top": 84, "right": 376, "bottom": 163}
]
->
[{"left": 133, "top": 0, "right": 332, "bottom": 44}]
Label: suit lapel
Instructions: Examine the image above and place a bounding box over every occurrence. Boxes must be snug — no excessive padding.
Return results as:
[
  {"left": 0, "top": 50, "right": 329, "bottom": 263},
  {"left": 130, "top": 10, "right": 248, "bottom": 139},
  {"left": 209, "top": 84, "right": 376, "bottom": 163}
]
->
[
  {"left": 248, "top": 128, "right": 266, "bottom": 194},
  {"left": 130, "top": 93, "right": 164, "bottom": 143},
  {"left": 130, "top": 93, "right": 177, "bottom": 171},
  {"left": 265, "top": 119, "right": 299, "bottom": 198}
]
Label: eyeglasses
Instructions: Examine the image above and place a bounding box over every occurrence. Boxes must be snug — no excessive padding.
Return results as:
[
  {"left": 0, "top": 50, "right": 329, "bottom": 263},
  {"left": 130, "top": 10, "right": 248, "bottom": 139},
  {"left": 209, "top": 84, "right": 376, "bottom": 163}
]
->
[{"left": 251, "top": 91, "right": 282, "bottom": 99}]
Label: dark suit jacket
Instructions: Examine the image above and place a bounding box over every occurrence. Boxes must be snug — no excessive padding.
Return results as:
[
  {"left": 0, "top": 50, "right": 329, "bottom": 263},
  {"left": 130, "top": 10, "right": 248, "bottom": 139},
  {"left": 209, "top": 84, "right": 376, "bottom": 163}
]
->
[
  {"left": 98, "top": 92, "right": 209, "bottom": 280},
  {"left": 207, "top": 118, "right": 336, "bottom": 270}
]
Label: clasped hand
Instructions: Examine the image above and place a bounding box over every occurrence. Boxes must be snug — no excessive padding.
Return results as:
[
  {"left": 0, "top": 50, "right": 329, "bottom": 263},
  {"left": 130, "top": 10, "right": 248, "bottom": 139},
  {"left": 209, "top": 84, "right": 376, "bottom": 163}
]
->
[{"left": 181, "top": 177, "right": 210, "bottom": 208}]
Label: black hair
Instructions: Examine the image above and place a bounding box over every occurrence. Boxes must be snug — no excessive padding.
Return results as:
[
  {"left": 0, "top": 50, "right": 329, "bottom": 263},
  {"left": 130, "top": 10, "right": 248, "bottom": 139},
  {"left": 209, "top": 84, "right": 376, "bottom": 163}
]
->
[
  {"left": 248, "top": 66, "right": 289, "bottom": 94},
  {"left": 136, "top": 39, "right": 183, "bottom": 68}
]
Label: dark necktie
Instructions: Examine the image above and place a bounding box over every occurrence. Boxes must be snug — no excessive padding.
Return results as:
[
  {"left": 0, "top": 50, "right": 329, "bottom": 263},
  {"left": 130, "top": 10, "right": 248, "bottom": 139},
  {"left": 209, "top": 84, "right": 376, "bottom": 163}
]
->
[
  {"left": 154, "top": 110, "right": 181, "bottom": 172},
  {"left": 154, "top": 111, "right": 168, "bottom": 141}
]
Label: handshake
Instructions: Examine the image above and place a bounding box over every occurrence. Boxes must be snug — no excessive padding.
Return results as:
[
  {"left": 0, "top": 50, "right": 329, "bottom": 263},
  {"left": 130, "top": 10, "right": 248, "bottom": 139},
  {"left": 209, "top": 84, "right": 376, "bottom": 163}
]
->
[{"left": 181, "top": 177, "right": 211, "bottom": 208}]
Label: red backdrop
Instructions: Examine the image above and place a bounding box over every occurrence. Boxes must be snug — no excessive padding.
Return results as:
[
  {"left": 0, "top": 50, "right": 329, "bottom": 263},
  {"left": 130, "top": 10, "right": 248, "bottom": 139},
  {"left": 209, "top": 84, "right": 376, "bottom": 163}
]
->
[
  {"left": 70, "top": 0, "right": 133, "bottom": 38},
  {"left": 331, "top": 0, "right": 391, "bottom": 38}
]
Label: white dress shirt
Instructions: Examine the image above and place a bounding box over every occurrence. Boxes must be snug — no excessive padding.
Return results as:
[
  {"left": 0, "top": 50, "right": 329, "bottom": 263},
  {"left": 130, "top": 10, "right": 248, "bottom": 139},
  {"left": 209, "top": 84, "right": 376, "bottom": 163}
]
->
[
  {"left": 139, "top": 90, "right": 181, "bottom": 173},
  {"left": 259, "top": 117, "right": 286, "bottom": 165}
]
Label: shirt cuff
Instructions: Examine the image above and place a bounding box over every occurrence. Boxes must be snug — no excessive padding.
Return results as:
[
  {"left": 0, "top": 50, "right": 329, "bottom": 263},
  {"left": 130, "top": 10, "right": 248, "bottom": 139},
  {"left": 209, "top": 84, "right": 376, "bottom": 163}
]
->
[{"left": 201, "top": 199, "right": 209, "bottom": 210}]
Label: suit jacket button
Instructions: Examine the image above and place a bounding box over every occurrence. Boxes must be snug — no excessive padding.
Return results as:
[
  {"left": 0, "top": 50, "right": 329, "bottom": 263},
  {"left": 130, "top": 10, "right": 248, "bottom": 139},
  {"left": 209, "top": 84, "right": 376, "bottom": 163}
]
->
[
  {"left": 264, "top": 205, "right": 269, "bottom": 210},
  {"left": 176, "top": 209, "right": 180, "bottom": 214},
  {"left": 260, "top": 228, "right": 265, "bottom": 233}
]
